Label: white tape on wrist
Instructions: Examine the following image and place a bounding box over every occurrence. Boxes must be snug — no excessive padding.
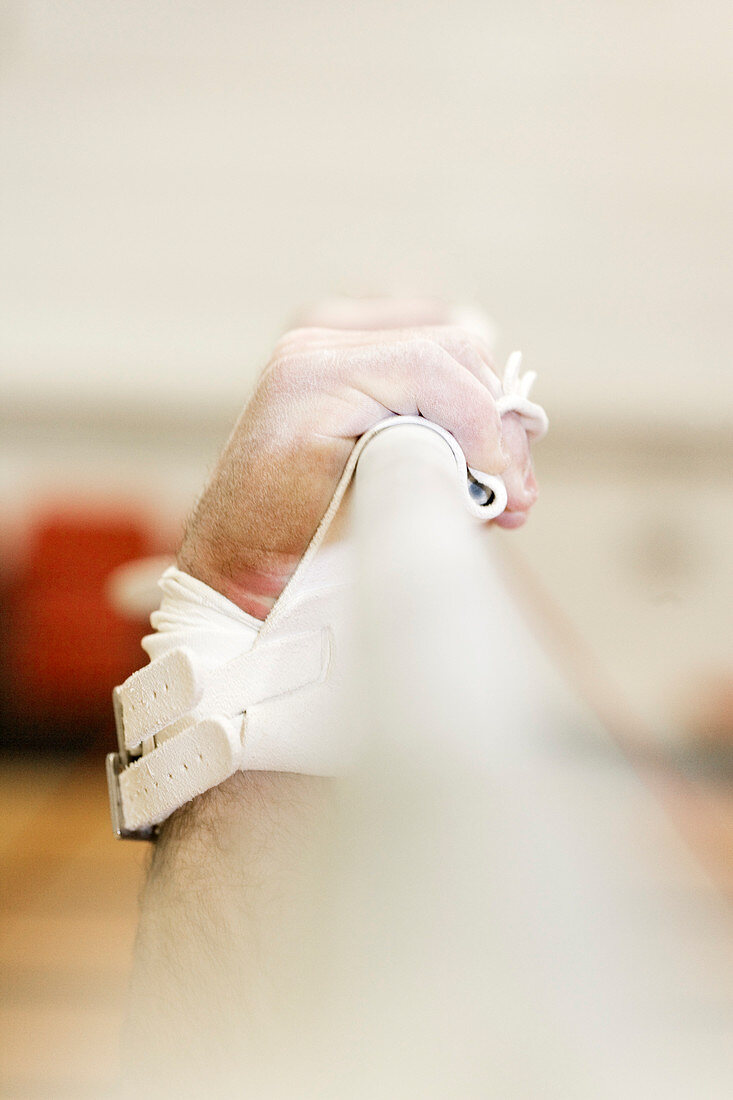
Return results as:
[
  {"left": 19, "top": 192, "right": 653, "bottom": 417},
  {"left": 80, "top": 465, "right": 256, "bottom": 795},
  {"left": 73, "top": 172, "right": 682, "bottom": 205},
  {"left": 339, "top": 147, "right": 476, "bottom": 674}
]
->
[
  {"left": 107, "top": 353, "right": 548, "bottom": 837},
  {"left": 142, "top": 566, "right": 262, "bottom": 668}
]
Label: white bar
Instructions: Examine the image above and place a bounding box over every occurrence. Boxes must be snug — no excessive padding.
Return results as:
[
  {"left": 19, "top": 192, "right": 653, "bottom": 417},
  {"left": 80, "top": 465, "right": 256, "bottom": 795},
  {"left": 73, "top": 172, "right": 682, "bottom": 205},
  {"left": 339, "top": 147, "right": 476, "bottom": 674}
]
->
[
  {"left": 352, "top": 420, "right": 540, "bottom": 770},
  {"left": 330, "top": 420, "right": 733, "bottom": 1097}
]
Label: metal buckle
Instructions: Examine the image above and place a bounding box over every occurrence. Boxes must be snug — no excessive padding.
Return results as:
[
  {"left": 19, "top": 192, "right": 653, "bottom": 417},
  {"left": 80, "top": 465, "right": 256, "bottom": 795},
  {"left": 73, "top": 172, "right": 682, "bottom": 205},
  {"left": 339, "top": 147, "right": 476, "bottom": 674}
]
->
[{"left": 106, "top": 687, "right": 157, "bottom": 841}]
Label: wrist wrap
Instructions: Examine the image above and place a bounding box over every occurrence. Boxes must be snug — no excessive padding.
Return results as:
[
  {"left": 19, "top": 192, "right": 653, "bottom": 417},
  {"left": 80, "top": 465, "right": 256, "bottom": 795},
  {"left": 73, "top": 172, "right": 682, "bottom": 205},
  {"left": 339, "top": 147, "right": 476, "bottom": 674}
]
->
[{"left": 107, "top": 353, "right": 548, "bottom": 837}]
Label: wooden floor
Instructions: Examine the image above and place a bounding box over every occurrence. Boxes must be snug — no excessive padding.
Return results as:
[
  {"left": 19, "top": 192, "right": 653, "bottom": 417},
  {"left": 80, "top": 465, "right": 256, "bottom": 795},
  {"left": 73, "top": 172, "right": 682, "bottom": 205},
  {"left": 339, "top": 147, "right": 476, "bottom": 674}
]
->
[
  {"left": 0, "top": 755, "right": 148, "bottom": 1099},
  {"left": 1, "top": 752, "right": 732, "bottom": 1098}
]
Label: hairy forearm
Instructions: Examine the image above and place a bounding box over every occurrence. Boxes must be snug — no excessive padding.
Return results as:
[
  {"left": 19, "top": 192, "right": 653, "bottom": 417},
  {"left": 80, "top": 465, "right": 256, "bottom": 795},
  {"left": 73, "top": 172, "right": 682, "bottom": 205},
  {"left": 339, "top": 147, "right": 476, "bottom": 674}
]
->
[{"left": 120, "top": 772, "right": 334, "bottom": 1096}]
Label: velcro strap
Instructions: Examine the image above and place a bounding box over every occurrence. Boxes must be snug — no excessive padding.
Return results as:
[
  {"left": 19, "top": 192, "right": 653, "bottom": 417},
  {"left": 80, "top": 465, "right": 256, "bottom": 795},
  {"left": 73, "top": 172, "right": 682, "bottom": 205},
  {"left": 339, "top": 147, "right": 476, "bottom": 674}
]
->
[
  {"left": 204, "top": 629, "right": 331, "bottom": 716},
  {"left": 120, "top": 629, "right": 330, "bottom": 751},
  {"left": 119, "top": 717, "right": 242, "bottom": 831},
  {"left": 119, "top": 648, "right": 202, "bottom": 750}
]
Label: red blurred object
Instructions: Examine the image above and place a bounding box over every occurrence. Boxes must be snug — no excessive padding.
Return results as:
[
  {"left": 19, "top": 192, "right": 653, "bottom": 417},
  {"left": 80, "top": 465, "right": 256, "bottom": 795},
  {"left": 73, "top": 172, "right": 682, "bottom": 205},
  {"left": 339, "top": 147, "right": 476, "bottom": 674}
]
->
[{"left": 2, "top": 511, "right": 161, "bottom": 747}]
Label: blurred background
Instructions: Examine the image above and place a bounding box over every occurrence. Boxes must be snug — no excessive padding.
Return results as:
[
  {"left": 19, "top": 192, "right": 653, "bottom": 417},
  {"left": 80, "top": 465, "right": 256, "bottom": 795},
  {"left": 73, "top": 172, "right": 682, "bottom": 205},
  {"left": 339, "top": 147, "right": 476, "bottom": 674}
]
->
[{"left": 0, "top": 1, "right": 731, "bottom": 1095}]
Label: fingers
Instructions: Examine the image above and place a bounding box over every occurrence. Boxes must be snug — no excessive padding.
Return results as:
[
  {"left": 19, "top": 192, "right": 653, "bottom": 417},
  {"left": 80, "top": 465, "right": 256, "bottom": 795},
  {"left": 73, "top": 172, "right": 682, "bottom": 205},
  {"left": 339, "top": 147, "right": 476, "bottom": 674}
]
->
[
  {"left": 270, "top": 327, "right": 538, "bottom": 493},
  {"left": 493, "top": 412, "right": 538, "bottom": 528},
  {"left": 494, "top": 511, "right": 528, "bottom": 529},
  {"left": 275, "top": 323, "right": 495, "bottom": 367},
  {"left": 409, "top": 327, "right": 500, "bottom": 397},
  {"left": 273, "top": 325, "right": 502, "bottom": 397},
  {"left": 334, "top": 337, "right": 509, "bottom": 474}
]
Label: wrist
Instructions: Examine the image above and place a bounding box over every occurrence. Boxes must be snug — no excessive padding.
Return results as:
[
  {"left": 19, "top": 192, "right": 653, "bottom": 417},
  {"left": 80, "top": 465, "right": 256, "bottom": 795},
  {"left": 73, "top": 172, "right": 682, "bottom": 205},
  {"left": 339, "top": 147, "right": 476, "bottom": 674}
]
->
[{"left": 176, "top": 548, "right": 298, "bottom": 621}]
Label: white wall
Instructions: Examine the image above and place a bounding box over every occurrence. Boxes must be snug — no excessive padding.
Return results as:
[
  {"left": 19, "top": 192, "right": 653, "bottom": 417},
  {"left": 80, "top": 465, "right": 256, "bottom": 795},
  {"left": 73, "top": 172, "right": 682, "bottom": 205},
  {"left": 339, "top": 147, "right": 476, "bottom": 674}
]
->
[
  {"left": 1, "top": 0, "right": 731, "bottom": 743},
  {"left": 1, "top": 0, "right": 731, "bottom": 427}
]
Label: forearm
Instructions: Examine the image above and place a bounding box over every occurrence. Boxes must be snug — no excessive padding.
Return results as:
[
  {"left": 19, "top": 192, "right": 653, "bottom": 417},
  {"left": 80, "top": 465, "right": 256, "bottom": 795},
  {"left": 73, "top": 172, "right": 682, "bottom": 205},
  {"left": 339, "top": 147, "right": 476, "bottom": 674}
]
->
[{"left": 120, "top": 772, "right": 334, "bottom": 1096}]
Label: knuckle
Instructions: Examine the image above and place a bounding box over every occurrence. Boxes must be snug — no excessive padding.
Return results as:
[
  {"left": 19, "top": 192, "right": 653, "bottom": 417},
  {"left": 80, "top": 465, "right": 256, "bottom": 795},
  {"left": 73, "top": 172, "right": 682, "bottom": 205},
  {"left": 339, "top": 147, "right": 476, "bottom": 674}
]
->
[
  {"left": 268, "top": 347, "right": 338, "bottom": 390},
  {"left": 436, "top": 326, "right": 489, "bottom": 368},
  {"left": 266, "top": 350, "right": 306, "bottom": 387},
  {"left": 452, "top": 334, "right": 477, "bottom": 361},
  {"left": 402, "top": 335, "right": 445, "bottom": 365}
]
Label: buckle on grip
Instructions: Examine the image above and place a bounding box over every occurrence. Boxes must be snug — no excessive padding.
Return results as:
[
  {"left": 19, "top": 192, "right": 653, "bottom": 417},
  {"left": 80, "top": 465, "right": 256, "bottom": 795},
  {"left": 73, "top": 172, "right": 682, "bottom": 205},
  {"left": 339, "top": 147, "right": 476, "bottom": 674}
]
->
[{"left": 106, "top": 687, "right": 157, "bottom": 841}]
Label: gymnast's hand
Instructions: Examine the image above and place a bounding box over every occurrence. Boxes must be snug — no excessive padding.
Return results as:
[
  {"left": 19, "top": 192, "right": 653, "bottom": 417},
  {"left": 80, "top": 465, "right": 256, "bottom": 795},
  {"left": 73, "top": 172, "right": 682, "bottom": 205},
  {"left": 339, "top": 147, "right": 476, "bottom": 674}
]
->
[{"left": 177, "top": 301, "right": 541, "bottom": 619}]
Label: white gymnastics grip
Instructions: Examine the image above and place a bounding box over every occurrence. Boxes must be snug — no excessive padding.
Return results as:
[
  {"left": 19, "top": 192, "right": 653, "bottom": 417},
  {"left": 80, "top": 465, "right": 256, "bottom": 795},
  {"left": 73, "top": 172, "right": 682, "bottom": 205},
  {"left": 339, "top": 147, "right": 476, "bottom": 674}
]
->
[
  {"left": 465, "top": 465, "right": 508, "bottom": 520},
  {"left": 354, "top": 348, "right": 548, "bottom": 524},
  {"left": 359, "top": 415, "right": 509, "bottom": 521}
]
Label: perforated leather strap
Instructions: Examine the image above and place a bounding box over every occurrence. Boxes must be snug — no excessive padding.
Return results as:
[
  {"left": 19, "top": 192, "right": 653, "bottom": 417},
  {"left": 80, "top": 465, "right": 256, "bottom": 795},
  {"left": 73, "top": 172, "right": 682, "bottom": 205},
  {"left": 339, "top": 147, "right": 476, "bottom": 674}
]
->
[
  {"left": 110, "top": 627, "right": 331, "bottom": 834},
  {"left": 118, "top": 629, "right": 331, "bottom": 752},
  {"left": 119, "top": 716, "right": 244, "bottom": 830}
]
